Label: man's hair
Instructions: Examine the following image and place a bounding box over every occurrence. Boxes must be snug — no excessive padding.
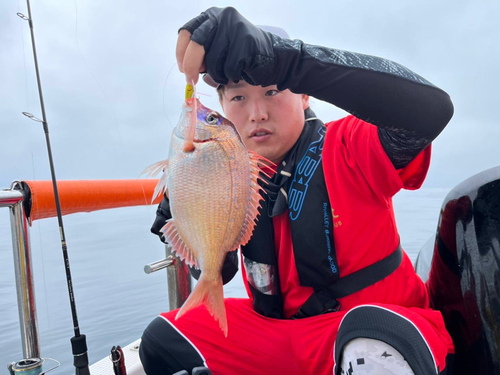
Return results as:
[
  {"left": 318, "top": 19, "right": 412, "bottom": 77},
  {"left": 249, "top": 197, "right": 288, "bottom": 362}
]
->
[{"left": 216, "top": 85, "right": 226, "bottom": 102}]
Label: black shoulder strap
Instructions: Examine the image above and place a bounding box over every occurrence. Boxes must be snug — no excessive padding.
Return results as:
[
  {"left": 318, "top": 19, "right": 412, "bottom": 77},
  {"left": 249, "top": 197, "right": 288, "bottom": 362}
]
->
[{"left": 292, "top": 244, "right": 403, "bottom": 319}]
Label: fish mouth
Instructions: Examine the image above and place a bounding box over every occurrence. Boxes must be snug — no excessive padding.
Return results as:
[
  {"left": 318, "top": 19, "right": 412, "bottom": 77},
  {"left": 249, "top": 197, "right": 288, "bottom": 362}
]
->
[{"left": 193, "top": 137, "right": 218, "bottom": 143}]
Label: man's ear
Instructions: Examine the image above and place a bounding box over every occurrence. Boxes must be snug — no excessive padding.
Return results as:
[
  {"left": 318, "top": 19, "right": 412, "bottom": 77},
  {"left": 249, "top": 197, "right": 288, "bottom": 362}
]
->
[
  {"left": 219, "top": 94, "right": 225, "bottom": 111},
  {"left": 302, "top": 94, "right": 310, "bottom": 110}
]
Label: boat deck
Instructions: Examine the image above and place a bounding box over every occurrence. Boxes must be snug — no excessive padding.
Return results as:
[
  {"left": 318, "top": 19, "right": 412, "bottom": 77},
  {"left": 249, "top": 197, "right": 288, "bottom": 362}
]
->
[{"left": 89, "top": 339, "right": 145, "bottom": 375}]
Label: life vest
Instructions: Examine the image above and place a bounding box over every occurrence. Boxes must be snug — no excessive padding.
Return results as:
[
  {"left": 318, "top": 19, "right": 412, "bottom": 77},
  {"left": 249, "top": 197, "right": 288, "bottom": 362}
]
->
[{"left": 241, "top": 111, "right": 403, "bottom": 319}]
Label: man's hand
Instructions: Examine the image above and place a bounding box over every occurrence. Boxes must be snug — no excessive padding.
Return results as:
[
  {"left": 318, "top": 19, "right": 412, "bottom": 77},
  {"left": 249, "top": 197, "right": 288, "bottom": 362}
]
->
[
  {"left": 151, "top": 194, "right": 172, "bottom": 242},
  {"left": 176, "top": 7, "right": 276, "bottom": 87},
  {"left": 176, "top": 29, "right": 205, "bottom": 85}
]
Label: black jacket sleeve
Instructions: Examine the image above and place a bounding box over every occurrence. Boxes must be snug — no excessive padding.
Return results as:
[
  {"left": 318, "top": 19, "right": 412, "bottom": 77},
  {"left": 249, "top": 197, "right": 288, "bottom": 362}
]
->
[
  {"left": 256, "top": 35, "right": 454, "bottom": 168},
  {"left": 261, "top": 35, "right": 453, "bottom": 139},
  {"left": 181, "top": 7, "right": 454, "bottom": 168},
  {"left": 151, "top": 194, "right": 239, "bottom": 284}
]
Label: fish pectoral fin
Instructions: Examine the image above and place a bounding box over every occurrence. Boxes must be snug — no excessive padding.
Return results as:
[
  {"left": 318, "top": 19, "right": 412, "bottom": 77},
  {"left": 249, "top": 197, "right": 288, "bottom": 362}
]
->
[
  {"left": 142, "top": 159, "right": 169, "bottom": 177},
  {"left": 152, "top": 172, "right": 168, "bottom": 203},
  {"left": 160, "top": 219, "right": 199, "bottom": 269},
  {"left": 141, "top": 159, "right": 170, "bottom": 202}
]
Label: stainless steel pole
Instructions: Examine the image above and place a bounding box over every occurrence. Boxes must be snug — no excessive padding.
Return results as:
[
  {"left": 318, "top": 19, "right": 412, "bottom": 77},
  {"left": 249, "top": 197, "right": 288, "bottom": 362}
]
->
[
  {"left": 165, "top": 245, "right": 192, "bottom": 311},
  {"left": 0, "top": 187, "right": 40, "bottom": 359}
]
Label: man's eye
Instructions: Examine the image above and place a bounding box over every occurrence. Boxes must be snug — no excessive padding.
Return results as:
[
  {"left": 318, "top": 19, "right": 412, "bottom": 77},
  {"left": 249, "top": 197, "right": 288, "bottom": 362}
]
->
[
  {"left": 266, "top": 90, "right": 279, "bottom": 96},
  {"left": 231, "top": 95, "right": 244, "bottom": 102}
]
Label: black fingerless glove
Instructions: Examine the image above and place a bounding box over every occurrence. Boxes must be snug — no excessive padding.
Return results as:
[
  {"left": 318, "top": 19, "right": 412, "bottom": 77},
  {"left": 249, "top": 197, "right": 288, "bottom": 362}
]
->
[
  {"left": 150, "top": 193, "right": 172, "bottom": 242},
  {"left": 180, "top": 7, "right": 275, "bottom": 86},
  {"left": 180, "top": 7, "right": 453, "bottom": 140},
  {"left": 151, "top": 194, "right": 239, "bottom": 284}
]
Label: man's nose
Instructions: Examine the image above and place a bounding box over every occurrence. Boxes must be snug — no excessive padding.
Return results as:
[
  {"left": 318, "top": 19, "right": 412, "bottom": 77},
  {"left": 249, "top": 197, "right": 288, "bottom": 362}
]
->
[{"left": 249, "top": 100, "right": 269, "bottom": 123}]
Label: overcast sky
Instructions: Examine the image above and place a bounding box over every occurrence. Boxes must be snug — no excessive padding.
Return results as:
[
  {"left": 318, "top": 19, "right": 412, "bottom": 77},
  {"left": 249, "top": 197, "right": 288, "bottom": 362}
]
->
[{"left": 1, "top": 0, "right": 499, "bottom": 190}]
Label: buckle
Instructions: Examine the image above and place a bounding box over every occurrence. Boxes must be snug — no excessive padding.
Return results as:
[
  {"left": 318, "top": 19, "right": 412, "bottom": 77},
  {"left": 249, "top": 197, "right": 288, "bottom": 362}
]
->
[
  {"left": 290, "top": 299, "right": 342, "bottom": 320},
  {"left": 321, "top": 302, "right": 341, "bottom": 315},
  {"left": 192, "top": 367, "right": 212, "bottom": 375}
]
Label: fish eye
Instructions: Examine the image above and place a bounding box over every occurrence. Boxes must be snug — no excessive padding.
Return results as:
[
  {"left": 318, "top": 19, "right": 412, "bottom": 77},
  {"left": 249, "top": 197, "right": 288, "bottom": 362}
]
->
[{"left": 206, "top": 112, "right": 219, "bottom": 125}]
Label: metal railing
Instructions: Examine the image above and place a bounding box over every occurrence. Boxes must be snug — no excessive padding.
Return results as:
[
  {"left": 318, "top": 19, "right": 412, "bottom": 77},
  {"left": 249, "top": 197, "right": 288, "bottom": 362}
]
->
[
  {"left": 1, "top": 182, "right": 40, "bottom": 359},
  {"left": 2, "top": 181, "right": 191, "bottom": 364}
]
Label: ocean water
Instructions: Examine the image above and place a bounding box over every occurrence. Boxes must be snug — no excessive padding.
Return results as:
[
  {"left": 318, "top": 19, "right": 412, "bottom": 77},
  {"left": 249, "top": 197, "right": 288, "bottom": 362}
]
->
[{"left": 0, "top": 187, "right": 450, "bottom": 374}]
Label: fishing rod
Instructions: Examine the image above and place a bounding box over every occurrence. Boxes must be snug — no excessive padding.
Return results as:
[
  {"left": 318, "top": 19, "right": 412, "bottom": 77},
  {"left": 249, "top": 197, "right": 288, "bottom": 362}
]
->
[{"left": 17, "top": 1, "right": 90, "bottom": 374}]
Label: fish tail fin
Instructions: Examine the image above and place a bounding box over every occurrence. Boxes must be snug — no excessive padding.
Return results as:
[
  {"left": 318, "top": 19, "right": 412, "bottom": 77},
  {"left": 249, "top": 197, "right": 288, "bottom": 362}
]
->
[{"left": 175, "top": 276, "right": 227, "bottom": 336}]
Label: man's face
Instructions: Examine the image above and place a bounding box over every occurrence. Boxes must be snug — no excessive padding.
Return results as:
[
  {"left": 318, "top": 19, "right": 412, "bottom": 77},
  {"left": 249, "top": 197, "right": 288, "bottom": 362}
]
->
[{"left": 220, "top": 81, "right": 309, "bottom": 164}]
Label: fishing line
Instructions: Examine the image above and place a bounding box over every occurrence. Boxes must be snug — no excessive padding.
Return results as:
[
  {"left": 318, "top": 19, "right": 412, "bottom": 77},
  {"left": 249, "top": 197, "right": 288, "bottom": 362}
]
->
[
  {"left": 73, "top": 0, "right": 126, "bottom": 159},
  {"left": 18, "top": 0, "right": 90, "bottom": 372},
  {"left": 72, "top": 0, "right": 173, "bottom": 224},
  {"left": 161, "top": 63, "right": 212, "bottom": 128},
  {"left": 18, "top": 0, "right": 54, "bottom": 354},
  {"left": 137, "top": 60, "right": 177, "bottom": 216},
  {"left": 132, "top": 62, "right": 175, "bottom": 223},
  {"left": 17, "top": 0, "right": 30, "bottom": 112},
  {"left": 137, "top": 61, "right": 180, "bottom": 219},
  {"left": 139, "top": 58, "right": 183, "bottom": 219},
  {"left": 31, "top": 151, "right": 55, "bottom": 355},
  {"left": 73, "top": 0, "right": 160, "bottom": 252},
  {"left": 162, "top": 61, "right": 178, "bottom": 129},
  {"left": 150, "top": 63, "right": 214, "bottom": 213}
]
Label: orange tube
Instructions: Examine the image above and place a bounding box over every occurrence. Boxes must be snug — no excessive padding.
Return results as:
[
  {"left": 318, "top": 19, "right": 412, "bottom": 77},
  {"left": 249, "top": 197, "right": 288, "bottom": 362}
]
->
[{"left": 23, "top": 179, "right": 162, "bottom": 222}]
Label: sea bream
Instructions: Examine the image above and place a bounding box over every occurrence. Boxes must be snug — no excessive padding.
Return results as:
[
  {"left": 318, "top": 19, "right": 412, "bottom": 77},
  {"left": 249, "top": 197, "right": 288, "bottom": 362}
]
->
[{"left": 144, "top": 97, "right": 272, "bottom": 336}]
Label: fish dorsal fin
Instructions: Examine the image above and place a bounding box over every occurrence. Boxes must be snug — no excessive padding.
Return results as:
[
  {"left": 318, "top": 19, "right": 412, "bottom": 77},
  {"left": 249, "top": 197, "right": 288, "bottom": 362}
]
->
[
  {"left": 141, "top": 159, "right": 169, "bottom": 203},
  {"left": 161, "top": 219, "right": 199, "bottom": 269},
  {"left": 232, "top": 150, "right": 275, "bottom": 249}
]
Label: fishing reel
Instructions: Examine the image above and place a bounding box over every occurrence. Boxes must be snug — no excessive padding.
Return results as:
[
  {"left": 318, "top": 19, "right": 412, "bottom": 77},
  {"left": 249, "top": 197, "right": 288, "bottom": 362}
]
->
[{"left": 8, "top": 357, "right": 59, "bottom": 375}]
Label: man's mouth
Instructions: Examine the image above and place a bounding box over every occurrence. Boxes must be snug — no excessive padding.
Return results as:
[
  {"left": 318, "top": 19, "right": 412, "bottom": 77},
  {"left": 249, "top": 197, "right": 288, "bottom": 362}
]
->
[{"left": 250, "top": 129, "right": 272, "bottom": 138}]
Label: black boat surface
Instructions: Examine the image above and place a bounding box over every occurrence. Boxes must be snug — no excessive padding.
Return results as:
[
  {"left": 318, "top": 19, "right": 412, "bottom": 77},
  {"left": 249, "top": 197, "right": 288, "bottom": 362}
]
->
[{"left": 416, "top": 166, "right": 500, "bottom": 374}]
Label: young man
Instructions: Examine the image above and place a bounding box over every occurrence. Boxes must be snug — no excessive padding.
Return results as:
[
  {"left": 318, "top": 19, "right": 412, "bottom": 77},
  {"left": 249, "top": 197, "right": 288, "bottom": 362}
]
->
[{"left": 141, "top": 7, "right": 455, "bottom": 375}]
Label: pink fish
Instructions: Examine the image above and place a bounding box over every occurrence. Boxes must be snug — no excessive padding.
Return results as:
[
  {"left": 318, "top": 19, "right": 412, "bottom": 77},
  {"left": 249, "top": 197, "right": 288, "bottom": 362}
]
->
[{"left": 144, "top": 97, "right": 272, "bottom": 336}]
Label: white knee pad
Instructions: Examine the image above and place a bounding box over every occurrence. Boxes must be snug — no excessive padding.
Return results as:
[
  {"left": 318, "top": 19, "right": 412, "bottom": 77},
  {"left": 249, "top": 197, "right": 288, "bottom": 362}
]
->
[{"left": 339, "top": 338, "right": 415, "bottom": 375}]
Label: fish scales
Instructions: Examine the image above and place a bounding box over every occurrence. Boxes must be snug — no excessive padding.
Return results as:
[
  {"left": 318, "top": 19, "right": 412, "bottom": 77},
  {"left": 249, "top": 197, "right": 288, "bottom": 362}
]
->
[
  {"left": 168, "top": 134, "right": 252, "bottom": 278},
  {"left": 144, "top": 98, "right": 271, "bottom": 336}
]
